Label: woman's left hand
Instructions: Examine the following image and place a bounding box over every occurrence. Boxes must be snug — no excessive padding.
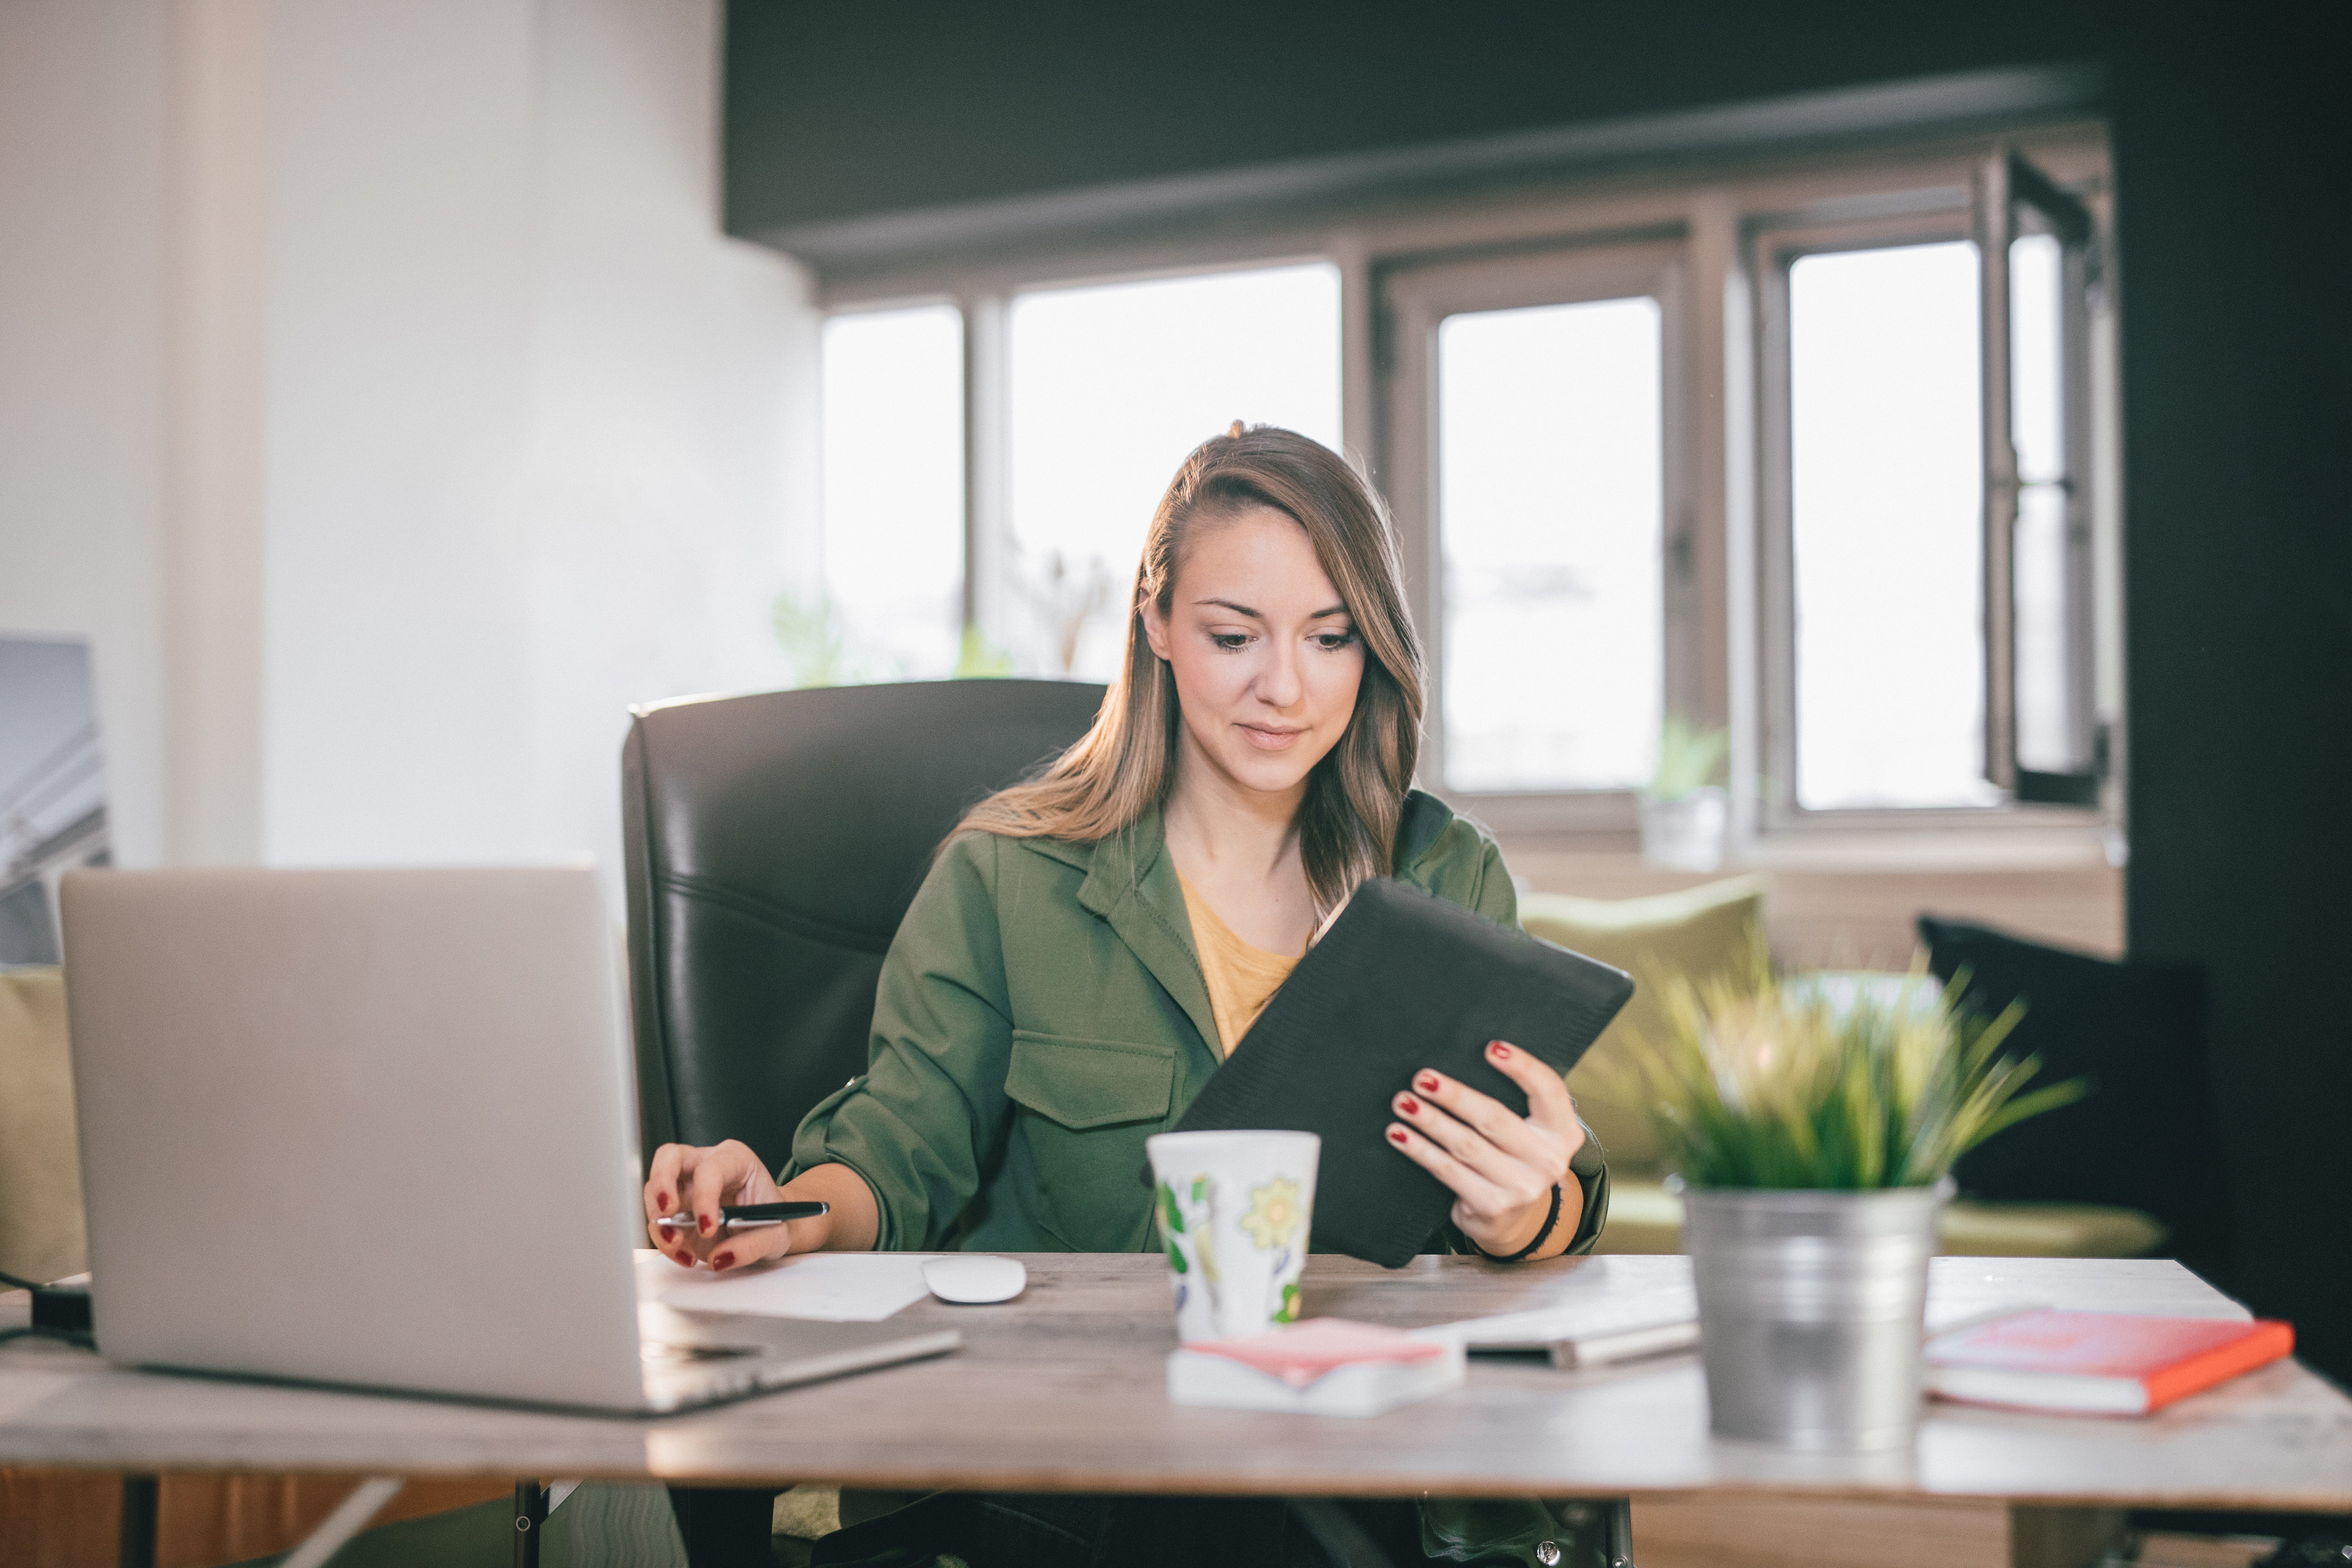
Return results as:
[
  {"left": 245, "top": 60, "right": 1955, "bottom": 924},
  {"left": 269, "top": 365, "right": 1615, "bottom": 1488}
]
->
[{"left": 1387, "top": 1039, "right": 1586, "bottom": 1259}]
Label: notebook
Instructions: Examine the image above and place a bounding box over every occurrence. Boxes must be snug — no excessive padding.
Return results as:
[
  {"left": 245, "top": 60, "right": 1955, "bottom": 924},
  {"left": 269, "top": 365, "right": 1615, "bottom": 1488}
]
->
[
  {"left": 1924, "top": 1309, "right": 2294, "bottom": 1415},
  {"left": 1170, "top": 876, "right": 1635, "bottom": 1267}
]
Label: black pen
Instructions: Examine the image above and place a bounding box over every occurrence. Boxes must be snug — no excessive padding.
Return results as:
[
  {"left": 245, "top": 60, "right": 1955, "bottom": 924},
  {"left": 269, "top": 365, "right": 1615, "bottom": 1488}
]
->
[{"left": 654, "top": 1200, "right": 830, "bottom": 1232}]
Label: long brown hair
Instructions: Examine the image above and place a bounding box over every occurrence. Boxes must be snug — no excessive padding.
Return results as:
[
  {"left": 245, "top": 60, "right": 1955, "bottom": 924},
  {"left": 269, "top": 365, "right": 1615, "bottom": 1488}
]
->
[{"left": 956, "top": 423, "right": 1425, "bottom": 920}]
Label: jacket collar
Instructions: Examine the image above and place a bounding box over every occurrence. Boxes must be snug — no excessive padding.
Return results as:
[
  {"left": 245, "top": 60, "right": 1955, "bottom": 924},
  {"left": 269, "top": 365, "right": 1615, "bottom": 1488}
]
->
[
  {"left": 1032, "top": 787, "right": 1456, "bottom": 1060},
  {"left": 1392, "top": 788, "right": 1455, "bottom": 879},
  {"left": 1067, "top": 809, "right": 1222, "bottom": 1060}
]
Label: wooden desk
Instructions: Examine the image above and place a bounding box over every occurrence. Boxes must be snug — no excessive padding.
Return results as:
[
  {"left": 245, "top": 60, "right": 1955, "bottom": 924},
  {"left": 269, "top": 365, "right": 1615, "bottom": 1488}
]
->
[{"left": 6, "top": 1256, "right": 2349, "bottom": 1565}]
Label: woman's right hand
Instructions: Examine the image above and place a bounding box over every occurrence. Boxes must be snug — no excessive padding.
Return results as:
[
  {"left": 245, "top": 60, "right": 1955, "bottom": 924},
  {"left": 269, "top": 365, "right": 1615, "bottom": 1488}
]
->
[{"left": 643, "top": 1139, "right": 804, "bottom": 1273}]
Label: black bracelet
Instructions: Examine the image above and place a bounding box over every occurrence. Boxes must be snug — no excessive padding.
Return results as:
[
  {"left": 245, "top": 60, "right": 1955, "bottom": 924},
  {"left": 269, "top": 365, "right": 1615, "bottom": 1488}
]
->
[{"left": 1475, "top": 1182, "right": 1565, "bottom": 1264}]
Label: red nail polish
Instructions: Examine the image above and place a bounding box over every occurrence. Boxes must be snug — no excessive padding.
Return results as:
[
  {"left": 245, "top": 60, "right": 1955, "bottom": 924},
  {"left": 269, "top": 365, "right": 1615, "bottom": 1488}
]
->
[
  {"left": 1489, "top": 1042, "right": 1512, "bottom": 1060},
  {"left": 1416, "top": 1073, "right": 1440, "bottom": 1093},
  {"left": 712, "top": 1253, "right": 734, "bottom": 1270},
  {"left": 1388, "top": 1127, "right": 1409, "bottom": 1145},
  {"left": 698, "top": 1216, "right": 713, "bottom": 1235},
  {"left": 1398, "top": 1094, "right": 1420, "bottom": 1115},
  {"left": 656, "top": 1192, "right": 671, "bottom": 1209}
]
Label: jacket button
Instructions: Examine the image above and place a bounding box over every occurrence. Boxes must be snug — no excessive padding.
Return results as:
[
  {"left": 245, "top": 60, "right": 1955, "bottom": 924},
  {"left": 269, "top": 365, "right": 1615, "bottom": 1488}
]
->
[{"left": 1536, "top": 1543, "right": 1561, "bottom": 1566}]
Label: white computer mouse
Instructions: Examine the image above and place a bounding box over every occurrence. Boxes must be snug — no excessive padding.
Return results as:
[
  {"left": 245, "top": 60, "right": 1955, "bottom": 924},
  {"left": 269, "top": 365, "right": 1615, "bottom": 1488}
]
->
[{"left": 922, "top": 1255, "right": 1027, "bottom": 1305}]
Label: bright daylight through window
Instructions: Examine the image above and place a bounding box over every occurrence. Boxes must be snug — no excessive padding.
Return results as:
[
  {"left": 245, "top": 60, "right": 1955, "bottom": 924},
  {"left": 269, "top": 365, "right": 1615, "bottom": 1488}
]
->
[
  {"left": 1005, "top": 263, "right": 1342, "bottom": 678},
  {"left": 1437, "top": 297, "right": 1663, "bottom": 794},
  {"left": 2008, "top": 230, "right": 2076, "bottom": 777},
  {"left": 818, "top": 264, "right": 1342, "bottom": 684},
  {"left": 818, "top": 304, "right": 964, "bottom": 680},
  {"left": 812, "top": 132, "right": 2112, "bottom": 846},
  {"left": 1789, "top": 241, "right": 2000, "bottom": 812}
]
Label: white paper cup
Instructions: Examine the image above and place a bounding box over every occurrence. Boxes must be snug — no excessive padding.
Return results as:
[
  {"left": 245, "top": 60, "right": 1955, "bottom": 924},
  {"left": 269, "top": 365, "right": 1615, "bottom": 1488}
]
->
[{"left": 1145, "top": 1129, "right": 1320, "bottom": 1343}]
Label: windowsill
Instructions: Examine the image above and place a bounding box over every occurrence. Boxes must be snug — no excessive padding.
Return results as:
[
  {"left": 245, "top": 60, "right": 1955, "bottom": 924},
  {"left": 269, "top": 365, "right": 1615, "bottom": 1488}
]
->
[
  {"left": 1500, "top": 833, "right": 2127, "bottom": 965},
  {"left": 1733, "top": 822, "right": 2120, "bottom": 873},
  {"left": 1495, "top": 822, "right": 2119, "bottom": 876}
]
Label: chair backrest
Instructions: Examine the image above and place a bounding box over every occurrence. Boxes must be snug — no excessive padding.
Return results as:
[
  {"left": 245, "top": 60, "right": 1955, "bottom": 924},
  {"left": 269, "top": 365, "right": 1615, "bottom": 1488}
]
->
[{"left": 621, "top": 678, "right": 1106, "bottom": 1169}]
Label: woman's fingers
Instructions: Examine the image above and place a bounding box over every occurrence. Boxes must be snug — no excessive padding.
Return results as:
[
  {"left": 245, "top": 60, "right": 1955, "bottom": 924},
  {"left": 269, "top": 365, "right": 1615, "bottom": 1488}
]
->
[
  {"left": 644, "top": 1143, "right": 687, "bottom": 1225},
  {"left": 1402, "top": 1056, "right": 1578, "bottom": 1177},
  {"left": 643, "top": 1141, "right": 789, "bottom": 1269},
  {"left": 1392, "top": 1087, "right": 1531, "bottom": 1188},
  {"left": 1481, "top": 1040, "right": 1585, "bottom": 1143},
  {"left": 704, "top": 1214, "right": 806, "bottom": 1273},
  {"left": 1384, "top": 1118, "right": 1514, "bottom": 1219},
  {"left": 1385, "top": 1042, "right": 1587, "bottom": 1252}
]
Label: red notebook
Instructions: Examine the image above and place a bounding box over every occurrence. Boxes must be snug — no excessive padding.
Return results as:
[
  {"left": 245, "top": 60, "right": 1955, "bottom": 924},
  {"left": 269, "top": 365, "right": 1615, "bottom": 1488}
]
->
[{"left": 1925, "top": 1310, "right": 2294, "bottom": 1415}]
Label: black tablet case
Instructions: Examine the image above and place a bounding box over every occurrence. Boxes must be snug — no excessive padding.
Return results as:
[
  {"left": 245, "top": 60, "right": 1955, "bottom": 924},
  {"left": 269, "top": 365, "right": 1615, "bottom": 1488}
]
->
[{"left": 1169, "top": 876, "right": 1635, "bottom": 1268}]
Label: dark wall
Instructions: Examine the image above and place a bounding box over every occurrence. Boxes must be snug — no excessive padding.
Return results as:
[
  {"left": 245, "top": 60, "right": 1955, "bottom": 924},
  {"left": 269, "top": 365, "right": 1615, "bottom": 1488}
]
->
[
  {"left": 725, "top": 1, "right": 2352, "bottom": 1376},
  {"left": 2104, "top": 4, "right": 2352, "bottom": 1380},
  {"left": 723, "top": 0, "right": 2105, "bottom": 233}
]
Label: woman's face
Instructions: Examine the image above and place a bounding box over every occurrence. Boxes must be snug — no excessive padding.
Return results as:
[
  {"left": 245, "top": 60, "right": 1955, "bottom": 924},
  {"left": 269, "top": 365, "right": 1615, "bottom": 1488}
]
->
[{"left": 1142, "top": 503, "right": 1367, "bottom": 803}]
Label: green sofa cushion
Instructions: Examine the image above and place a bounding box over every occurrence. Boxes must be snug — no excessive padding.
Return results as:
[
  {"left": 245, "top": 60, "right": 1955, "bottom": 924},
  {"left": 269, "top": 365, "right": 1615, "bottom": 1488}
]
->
[
  {"left": 1520, "top": 877, "right": 1764, "bottom": 1177},
  {"left": 1591, "top": 1177, "right": 2168, "bottom": 1258},
  {"left": 0, "top": 967, "right": 85, "bottom": 1285}
]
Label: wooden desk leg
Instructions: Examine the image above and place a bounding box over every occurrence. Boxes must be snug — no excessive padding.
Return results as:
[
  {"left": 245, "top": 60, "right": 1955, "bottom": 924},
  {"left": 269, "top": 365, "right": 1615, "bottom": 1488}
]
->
[
  {"left": 514, "top": 1479, "right": 548, "bottom": 1568},
  {"left": 118, "top": 1474, "right": 158, "bottom": 1568}
]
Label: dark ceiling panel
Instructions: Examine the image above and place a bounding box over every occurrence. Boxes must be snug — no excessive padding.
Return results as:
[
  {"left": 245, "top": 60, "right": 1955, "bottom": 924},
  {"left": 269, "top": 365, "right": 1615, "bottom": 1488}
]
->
[{"left": 721, "top": 0, "right": 2107, "bottom": 238}]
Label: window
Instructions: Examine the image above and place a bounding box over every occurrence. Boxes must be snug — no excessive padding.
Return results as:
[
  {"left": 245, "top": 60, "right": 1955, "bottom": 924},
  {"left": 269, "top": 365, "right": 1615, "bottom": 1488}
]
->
[
  {"left": 1004, "top": 263, "right": 1342, "bottom": 677},
  {"left": 1381, "top": 242, "right": 1682, "bottom": 825},
  {"left": 810, "top": 125, "right": 2118, "bottom": 858},
  {"left": 819, "top": 305, "right": 965, "bottom": 679},
  {"left": 1756, "top": 145, "right": 2111, "bottom": 835},
  {"left": 1436, "top": 298, "right": 1663, "bottom": 792},
  {"left": 1983, "top": 152, "right": 2103, "bottom": 804},
  {"left": 1785, "top": 240, "right": 1996, "bottom": 811}
]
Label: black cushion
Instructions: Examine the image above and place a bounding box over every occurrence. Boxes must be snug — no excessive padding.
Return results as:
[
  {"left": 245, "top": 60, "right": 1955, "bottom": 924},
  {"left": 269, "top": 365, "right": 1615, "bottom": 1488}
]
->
[
  {"left": 1918, "top": 915, "right": 2232, "bottom": 1276},
  {"left": 622, "top": 679, "right": 1106, "bottom": 1172}
]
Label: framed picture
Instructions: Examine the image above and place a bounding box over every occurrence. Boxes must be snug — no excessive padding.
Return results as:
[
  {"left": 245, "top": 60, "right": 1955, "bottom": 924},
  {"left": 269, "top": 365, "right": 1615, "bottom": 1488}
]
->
[{"left": 0, "top": 636, "right": 109, "bottom": 968}]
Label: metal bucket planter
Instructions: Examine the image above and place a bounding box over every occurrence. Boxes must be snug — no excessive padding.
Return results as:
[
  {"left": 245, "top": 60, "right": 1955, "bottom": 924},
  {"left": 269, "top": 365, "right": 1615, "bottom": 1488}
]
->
[{"left": 1680, "top": 1182, "right": 1947, "bottom": 1450}]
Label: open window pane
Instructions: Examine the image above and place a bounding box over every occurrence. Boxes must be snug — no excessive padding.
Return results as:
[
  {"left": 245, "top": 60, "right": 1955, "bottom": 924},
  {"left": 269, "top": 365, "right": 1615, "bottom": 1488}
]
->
[
  {"left": 1789, "top": 241, "right": 2001, "bottom": 810},
  {"left": 1437, "top": 297, "right": 1663, "bottom": 793},
  {"left": 1006, "top": 263, "right": 1341, "bottom": 678},
  {"left": 2009, "top": 230, "right": 2082, "bottom": 778},
  {"left": 821, "top": 305, "right": 964, "bottom": 680}
]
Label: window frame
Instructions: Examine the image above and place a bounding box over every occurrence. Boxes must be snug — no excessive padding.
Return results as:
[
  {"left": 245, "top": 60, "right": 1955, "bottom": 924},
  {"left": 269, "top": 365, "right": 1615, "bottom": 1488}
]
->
[
  {"left": 1978, "top": 149, "right": 2105, "bottom": 805},
  {"left": 812, "top": 122, "right": 2121, "bottom": 867},
  {"left": 1379, "top": 236, "right": 1690, "bottom": 837}
]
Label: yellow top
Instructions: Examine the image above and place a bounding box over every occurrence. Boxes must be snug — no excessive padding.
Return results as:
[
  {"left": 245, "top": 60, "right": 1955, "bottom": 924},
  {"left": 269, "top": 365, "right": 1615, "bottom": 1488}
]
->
[{"left": 1174, "top": 867, "right": 1301, "bottom": 1057}]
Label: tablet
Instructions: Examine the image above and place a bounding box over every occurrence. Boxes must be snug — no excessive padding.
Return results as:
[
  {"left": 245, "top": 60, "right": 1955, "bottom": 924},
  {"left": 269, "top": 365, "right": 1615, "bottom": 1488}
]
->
[{"left": 1169, "top": 876, "right": 1634, "bottom": 1267}]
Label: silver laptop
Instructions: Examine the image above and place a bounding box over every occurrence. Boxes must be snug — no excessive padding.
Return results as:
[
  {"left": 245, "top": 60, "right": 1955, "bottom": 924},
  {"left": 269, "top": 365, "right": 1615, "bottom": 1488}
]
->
[{"left": 58, "top": 866, "right": 959, "bottom": 1414}]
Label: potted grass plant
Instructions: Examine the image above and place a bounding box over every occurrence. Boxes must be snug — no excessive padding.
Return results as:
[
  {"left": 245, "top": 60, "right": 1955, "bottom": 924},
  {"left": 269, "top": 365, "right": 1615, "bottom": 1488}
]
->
[
  {"left": 1617, "top": 955, "right": 2082, "bottom": 1450},
  {"left": 1638, "top": 716, "right": 1730, "bottom": 870}
]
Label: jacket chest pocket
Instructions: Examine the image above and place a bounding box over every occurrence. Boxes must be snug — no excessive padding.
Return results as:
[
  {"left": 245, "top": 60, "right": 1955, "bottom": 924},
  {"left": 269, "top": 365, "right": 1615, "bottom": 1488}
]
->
[{"left": 1004, "top": 1032, "right": 1174, "bottom": 1251}]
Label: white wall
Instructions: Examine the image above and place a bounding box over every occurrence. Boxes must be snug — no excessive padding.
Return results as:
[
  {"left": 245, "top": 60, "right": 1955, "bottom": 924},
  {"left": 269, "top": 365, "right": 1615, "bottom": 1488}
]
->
[
  {"left": 0, "top": 0, "right": 169, "bottom": 869},
  {"left": 264, "top": 0, "right": 817, "bottom": 883},
  {"left": 0, "top": 0, "right": 820, "bottom": 891}
]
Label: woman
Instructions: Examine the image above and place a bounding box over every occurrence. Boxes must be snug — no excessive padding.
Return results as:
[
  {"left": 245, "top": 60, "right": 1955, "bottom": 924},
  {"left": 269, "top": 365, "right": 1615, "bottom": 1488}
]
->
[{"left": 649, "top": 424, "right": 1608, "bottom": 1565}]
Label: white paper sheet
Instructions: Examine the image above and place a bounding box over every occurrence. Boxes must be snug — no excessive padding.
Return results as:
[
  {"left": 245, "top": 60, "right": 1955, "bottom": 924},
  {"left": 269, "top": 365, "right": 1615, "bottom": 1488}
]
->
[{"left": 645, "top": 1250, "right": 941, "bottom": 1322}]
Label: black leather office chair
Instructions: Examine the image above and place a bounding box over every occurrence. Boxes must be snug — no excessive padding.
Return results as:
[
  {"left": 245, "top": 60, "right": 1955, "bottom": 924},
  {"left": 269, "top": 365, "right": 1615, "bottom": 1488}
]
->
[
  {"left": 616, "top": 678, "right": 1103, "bottom": 1568},
  {"left": 612, "top": 676, "right": 1638, "bottom": 1568},
  {"left": 619, "top": 677, "right": 1107, "bottom": 1176}
]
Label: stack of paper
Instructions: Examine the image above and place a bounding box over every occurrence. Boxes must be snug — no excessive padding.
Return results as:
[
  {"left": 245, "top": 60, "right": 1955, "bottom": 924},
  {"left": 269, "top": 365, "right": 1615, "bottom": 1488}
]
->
[{"left": 1168, "top": 1318, "right": 1466, "bottom": 1417}]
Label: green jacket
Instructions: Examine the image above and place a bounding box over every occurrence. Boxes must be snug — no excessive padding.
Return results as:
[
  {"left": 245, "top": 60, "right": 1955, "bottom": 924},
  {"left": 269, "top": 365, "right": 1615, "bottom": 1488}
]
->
[{"left": 786, "top": 789, "right": 1609, "bottom": 1261}]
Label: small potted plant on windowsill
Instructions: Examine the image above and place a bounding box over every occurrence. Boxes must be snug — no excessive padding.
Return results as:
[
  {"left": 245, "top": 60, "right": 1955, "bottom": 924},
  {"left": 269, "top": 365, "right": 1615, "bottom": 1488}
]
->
[
  {"left": 1639, "top": 716, "right": 1730, "bottom": 870},
  {"left": 1617, "top": 955, "right": 2081, "bottom": 1451}
]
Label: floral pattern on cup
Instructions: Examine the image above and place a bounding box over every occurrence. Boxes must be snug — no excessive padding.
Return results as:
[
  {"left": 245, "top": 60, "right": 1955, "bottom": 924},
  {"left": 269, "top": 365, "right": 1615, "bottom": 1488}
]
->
[{"left": 1146, "top": 1131, "right": 1318, "bottom": 1342}]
